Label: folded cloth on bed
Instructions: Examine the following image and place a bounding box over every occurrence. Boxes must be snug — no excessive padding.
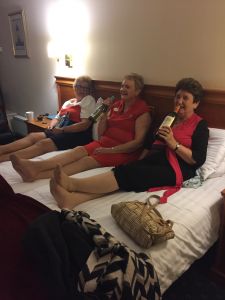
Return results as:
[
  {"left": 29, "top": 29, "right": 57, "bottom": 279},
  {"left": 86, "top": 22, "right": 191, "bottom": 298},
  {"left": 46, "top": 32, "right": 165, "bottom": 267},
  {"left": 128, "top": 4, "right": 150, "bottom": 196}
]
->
[
  {"left": 23, "top": 209, "right": 161, "bottom": 300},
  {"left": 182, "top": 175, "right": 203, "bottom": 188}
]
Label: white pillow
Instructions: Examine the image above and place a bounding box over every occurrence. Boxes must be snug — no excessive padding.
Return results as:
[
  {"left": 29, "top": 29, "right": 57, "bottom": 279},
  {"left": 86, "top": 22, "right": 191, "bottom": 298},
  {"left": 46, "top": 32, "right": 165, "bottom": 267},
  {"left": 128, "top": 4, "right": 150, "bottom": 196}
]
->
[
  {"left": 197, "top": 128, "right": 225, "bottom": 180},
  {"left": 208, "top": 159, "right": 225, "bottom": 179}
]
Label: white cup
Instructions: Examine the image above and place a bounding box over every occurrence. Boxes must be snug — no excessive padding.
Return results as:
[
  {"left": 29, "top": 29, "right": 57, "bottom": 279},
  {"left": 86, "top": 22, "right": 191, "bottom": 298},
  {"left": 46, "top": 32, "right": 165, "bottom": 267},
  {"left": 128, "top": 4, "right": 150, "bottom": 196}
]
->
[{"left": 25, "top": 111, "right": 34, "bottom": 122}]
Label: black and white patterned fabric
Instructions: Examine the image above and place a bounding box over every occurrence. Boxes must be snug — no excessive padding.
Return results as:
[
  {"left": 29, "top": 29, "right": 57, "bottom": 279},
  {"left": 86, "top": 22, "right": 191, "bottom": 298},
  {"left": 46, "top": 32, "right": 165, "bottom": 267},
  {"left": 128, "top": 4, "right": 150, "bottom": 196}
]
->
[{"left": 62, "top": 209, "right": 161, "bottom": 300}]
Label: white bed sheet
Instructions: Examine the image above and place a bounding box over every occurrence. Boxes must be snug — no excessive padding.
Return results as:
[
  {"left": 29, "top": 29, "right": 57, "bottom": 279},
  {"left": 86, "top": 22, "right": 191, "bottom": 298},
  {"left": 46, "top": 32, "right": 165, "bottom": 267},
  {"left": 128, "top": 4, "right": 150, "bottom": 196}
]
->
[{"left": 0, "top": 152, "right": 224, "bottom": 294}]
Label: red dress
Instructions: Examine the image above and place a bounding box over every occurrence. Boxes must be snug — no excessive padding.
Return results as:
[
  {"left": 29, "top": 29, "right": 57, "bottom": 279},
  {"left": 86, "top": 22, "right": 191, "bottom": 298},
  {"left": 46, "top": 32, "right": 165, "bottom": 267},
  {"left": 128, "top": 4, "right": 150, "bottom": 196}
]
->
[{"left": 84, "top": 99, "right": 150, "bottom": 166}]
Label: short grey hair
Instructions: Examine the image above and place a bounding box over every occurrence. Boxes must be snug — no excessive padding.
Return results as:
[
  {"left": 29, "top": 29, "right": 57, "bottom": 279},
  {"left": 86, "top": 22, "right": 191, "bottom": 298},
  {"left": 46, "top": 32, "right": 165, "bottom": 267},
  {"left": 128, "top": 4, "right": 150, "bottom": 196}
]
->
[
  {"left": 123, "top": 73, "right": 144, "bottom": 92},
  {"left": 73, "top": 75, "right": 93, "bottom": 94}
]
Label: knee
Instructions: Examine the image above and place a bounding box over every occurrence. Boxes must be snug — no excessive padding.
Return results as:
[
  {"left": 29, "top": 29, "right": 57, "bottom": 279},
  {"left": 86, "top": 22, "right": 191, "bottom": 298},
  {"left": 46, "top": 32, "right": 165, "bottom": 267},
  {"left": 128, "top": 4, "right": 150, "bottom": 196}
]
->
[
  {"left": 72, "top": 146, "right": 87, "bottom": 156},
  {"left": 35, "top": 138, "right": 55, "bottom": 151},
  {"left": 27, "top": 132, "right": 45, "bottom": 144},
  {"left": 81, "top": 155, "right": 99, "bottom": 168},
  {"left": 27, "top": 132, "right": 39, "bottom": 143}
]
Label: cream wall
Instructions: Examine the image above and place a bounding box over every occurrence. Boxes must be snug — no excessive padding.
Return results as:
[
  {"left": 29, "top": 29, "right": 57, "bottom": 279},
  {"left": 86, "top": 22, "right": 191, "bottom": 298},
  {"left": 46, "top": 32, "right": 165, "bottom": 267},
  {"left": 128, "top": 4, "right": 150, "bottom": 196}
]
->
[{"left": 0, "top": 0, "right": 225, "bottom": 116}]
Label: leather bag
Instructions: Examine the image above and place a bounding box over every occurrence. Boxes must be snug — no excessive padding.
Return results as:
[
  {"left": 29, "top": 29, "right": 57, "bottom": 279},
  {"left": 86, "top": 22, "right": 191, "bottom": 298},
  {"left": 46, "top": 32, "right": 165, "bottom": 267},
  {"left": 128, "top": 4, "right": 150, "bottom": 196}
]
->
[{"left": 111, "top": 195, "right": 175, "bottom": 248}]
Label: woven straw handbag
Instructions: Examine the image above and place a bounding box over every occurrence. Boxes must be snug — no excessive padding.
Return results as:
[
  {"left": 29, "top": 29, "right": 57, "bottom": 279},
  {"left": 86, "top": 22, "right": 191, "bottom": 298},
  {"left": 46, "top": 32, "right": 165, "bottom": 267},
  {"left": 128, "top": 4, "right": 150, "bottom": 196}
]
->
[{"left": 111, "top": 195, "right": 175, "bottom": 248}]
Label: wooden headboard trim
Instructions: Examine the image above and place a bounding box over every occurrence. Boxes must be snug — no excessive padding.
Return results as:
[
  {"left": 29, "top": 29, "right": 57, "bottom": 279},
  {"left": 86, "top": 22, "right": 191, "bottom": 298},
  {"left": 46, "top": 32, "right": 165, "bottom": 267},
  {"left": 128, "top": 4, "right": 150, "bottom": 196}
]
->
[{"left": 55, "top": 76, "right": 225, "bottom": 129}]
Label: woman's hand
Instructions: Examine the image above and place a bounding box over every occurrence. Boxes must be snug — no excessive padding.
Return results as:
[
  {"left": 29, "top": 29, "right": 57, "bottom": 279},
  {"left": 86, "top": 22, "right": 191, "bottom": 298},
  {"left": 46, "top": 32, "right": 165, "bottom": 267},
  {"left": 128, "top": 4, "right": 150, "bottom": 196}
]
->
[
  {"left": 48, "top": 118, "right": 59, "bottom": 129},
  {"left": 93, "top": 147, "right": 114, "bottom": 154},
  {"left": 157, "top": 126, "right": 176, "bottom": 149},
  {"left": 159, "top": 125, "right": 196, "bottom": 165}
]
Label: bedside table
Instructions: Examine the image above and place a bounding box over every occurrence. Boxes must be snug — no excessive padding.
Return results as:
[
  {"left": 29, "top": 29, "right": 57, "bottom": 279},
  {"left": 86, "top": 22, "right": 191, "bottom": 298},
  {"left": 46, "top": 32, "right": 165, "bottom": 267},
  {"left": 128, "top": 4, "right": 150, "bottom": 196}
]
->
[
  {"left": 212, "top": 189, "right": 225, "bottom": 284},
  {"left": 25, "top": 117, "right": 51, "bottom": 133}
]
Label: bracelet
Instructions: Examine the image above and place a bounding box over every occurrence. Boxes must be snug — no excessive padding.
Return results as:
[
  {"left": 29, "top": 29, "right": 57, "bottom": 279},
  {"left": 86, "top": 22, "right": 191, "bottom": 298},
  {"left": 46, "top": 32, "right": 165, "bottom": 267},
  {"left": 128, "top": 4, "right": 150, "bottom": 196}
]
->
[{"left": 174, "top": 143, "right": 180, "bottom": 152}]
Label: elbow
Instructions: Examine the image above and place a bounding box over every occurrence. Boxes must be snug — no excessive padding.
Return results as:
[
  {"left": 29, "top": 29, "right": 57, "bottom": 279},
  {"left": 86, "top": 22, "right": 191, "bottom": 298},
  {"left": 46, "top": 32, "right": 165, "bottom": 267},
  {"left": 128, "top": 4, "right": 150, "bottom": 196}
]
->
[{"left": 192, "top": 153, "right": 207, "bottom": 168}]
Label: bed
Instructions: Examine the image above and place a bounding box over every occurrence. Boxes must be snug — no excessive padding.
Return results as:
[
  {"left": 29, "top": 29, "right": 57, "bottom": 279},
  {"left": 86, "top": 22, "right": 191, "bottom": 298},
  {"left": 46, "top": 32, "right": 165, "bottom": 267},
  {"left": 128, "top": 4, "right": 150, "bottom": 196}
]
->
[{"left": 1, "top": 77, "right": 225, "bottom": 299}]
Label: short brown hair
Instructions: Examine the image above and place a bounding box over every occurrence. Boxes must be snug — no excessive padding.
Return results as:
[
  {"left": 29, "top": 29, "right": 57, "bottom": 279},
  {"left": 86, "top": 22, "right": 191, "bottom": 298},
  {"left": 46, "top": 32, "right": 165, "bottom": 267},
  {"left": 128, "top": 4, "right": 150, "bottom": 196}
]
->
[{"left": 175, "top": 78, "right": 204, "bottom": 103}]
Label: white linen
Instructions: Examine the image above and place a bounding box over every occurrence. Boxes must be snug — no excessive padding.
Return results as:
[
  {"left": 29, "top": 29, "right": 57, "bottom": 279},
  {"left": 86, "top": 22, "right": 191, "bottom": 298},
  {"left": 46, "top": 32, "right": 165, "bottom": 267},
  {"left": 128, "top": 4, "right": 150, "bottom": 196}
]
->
[
  {"left": 197, "top": 127, "right": 225, "bottom": 180},
  {"left": 0, "top": 153, "right": 224, "bottom": 294},
  {"left": 208, "top": 157, "right": 225, "bottom": 179}
]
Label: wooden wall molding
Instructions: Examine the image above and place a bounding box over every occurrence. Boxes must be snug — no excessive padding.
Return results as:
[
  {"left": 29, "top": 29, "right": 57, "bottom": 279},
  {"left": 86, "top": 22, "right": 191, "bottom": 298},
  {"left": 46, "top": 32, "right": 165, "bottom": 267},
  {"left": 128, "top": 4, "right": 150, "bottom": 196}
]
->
[{"left": 55, "top": 76, "right": 225, "bottom": 129}]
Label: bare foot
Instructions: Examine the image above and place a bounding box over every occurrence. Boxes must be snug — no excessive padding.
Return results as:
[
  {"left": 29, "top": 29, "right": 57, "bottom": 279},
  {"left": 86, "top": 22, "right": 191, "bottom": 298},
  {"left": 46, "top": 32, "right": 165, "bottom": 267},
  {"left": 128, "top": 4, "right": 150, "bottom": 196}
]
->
[
  {"left": 53, "top": 165, "right": 77, "bottom": 192},
  {"left": 10, "top": 154, "right": 38, "bottom": 182},
  {"left": 50, "top": 178, "right": 78, "bottom": 209}
]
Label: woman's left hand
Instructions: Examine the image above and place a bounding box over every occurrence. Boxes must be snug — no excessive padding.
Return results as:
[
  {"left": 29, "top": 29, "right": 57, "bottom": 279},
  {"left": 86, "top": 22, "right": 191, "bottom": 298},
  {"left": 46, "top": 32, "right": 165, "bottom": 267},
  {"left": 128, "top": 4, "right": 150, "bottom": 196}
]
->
[{"left": 93, "top": 147, "right": 114, "bottom": 154}]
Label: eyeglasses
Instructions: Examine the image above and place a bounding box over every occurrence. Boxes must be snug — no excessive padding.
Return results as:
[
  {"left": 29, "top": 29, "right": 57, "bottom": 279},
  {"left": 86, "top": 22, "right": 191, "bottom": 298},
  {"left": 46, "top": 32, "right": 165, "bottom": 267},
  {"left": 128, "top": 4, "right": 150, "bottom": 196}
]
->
[{"left": 74, "top": 84, "right": 89, "bottom": 89}]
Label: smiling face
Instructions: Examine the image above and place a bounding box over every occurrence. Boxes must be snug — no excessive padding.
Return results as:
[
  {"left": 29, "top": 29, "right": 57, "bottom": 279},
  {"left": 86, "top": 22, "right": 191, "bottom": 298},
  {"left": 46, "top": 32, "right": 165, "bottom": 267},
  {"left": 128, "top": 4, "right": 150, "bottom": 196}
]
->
[
  {"left": 175, "top": 89, "right": 199, "bottom": 120},
  {"left": 120, "top": 79, "right": 140, "bottom": 102},
  {"left": 73, "top": 79, "right": 90, "bottom": 100}
]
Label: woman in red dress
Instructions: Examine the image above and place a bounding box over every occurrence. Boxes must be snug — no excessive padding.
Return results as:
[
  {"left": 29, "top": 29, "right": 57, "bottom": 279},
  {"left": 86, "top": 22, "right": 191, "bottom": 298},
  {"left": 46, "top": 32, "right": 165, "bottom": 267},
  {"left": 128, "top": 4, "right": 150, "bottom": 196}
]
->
[{"left": 11, "top": 73, "right": 151, "bottom": 182}]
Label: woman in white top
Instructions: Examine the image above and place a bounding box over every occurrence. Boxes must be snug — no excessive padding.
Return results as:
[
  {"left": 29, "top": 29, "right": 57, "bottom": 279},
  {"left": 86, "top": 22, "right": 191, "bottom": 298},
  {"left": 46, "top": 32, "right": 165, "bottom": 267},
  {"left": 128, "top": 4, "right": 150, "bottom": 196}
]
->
[{"left": 0, "top": 76, "right": 96, "bottom": 162}]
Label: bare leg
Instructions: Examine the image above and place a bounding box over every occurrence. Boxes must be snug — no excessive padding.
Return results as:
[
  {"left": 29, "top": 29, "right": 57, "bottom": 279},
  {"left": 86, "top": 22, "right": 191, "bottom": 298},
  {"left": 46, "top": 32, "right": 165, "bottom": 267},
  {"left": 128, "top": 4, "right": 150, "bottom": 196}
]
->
[
  {"left": 10, "top": 146, "right": 100, "bottom": 182},
  {"left": 11, "top": 138, "right": 57, "bottom": 159},
  {"left": 50, "top": 178, "right": 103, "bottom": 209},
  {"left": 53, "top": 165, "right": 119, "bottom": 194},
  {"left": 0, "top": 132, "right": 46, "bottom": 162}
]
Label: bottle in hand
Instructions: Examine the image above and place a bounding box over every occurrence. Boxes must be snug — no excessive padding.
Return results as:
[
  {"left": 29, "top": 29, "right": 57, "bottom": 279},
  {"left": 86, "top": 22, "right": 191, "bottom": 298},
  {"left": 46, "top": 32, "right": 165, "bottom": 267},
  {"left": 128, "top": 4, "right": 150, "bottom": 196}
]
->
[
  {"left": 159, "top": 105, "right": 181, "bottom": 128},
  {"left": 155, "top": 105, "right": 180, "bottom": 139},
  {"left": 89, "top": 96, "right": 115, "bottom": 123}
]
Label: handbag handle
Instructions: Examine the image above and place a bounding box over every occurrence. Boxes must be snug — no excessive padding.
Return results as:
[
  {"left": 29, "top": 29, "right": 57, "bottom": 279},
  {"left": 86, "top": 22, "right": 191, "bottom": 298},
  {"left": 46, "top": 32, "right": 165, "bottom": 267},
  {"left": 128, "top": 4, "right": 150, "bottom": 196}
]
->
[
  {"left": 146, "top": 195, "right": 161, "bottom": 207},
  {"left": 139, "top": 195, "right": 161, "bottom": 222},
  {"left": 143, "top": 195, "right": 174, "bottom": 227}
]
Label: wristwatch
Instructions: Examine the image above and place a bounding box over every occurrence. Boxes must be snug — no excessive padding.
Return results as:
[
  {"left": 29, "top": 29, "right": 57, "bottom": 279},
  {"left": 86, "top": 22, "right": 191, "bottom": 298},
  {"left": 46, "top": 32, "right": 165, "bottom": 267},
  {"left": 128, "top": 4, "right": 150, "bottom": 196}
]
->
[{"left": 174, "top": 143, "right": 180, "bottom": 152}]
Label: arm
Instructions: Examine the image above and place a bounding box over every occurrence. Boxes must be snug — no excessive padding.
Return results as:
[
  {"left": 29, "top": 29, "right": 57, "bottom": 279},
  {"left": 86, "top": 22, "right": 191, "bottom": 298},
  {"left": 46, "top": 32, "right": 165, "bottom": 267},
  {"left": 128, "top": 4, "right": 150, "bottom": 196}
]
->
[
  {"left": 48, "top": 118, "right": 59, "bottom": 129},
  {"left": 50, "top": 118, "right": 92, "bottom": 134},
  {"left": 48, "top": 99, "right": 70, "bottom": 130},
  {"left": 61, "top": 118, "right": 91, "bottom": 133},
  {"left": 50, "top": 96, "right": 95, "bottom": 134},
  {"left": 95, "top": 112, "right": 151, "bottom": 154},
  {"left": 158, "top": 120, "right": 209, "bottom": 166},
  {"left": 96, "top": 97, "right": 115, "bottom": 138},
  {"left": 97, "top": 112, "right": 108, "bottom": 138}
]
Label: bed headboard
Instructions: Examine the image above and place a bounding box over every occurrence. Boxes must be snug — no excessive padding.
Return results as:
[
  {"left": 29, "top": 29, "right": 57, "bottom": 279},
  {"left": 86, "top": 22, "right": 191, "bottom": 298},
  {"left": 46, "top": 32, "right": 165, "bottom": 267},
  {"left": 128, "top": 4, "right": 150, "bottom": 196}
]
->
[{"left": 55, "top": 76, "right": 225, "bottom": 129}]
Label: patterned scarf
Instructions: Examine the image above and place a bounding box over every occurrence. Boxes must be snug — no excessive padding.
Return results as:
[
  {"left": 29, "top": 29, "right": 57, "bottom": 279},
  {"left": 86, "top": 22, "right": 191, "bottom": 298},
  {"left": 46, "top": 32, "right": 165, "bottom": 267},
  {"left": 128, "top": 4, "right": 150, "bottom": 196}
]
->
[{"left": 62, "top": 209, "right": 161, "bottom": 300}]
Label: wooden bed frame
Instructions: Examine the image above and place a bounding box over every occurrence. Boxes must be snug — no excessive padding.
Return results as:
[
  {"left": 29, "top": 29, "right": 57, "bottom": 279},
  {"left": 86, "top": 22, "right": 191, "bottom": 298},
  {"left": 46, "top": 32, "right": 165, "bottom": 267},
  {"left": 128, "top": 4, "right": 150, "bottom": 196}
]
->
[{"left": 55, "top": 75, "right": 225, "bottom": 285}]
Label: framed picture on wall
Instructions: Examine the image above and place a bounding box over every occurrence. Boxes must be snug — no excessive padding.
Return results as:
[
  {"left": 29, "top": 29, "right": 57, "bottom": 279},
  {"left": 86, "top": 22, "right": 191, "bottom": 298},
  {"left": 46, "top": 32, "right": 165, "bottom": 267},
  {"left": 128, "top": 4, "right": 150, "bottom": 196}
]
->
[{"left": 8, "top": 10, "right": 29, "bottom": 58}]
